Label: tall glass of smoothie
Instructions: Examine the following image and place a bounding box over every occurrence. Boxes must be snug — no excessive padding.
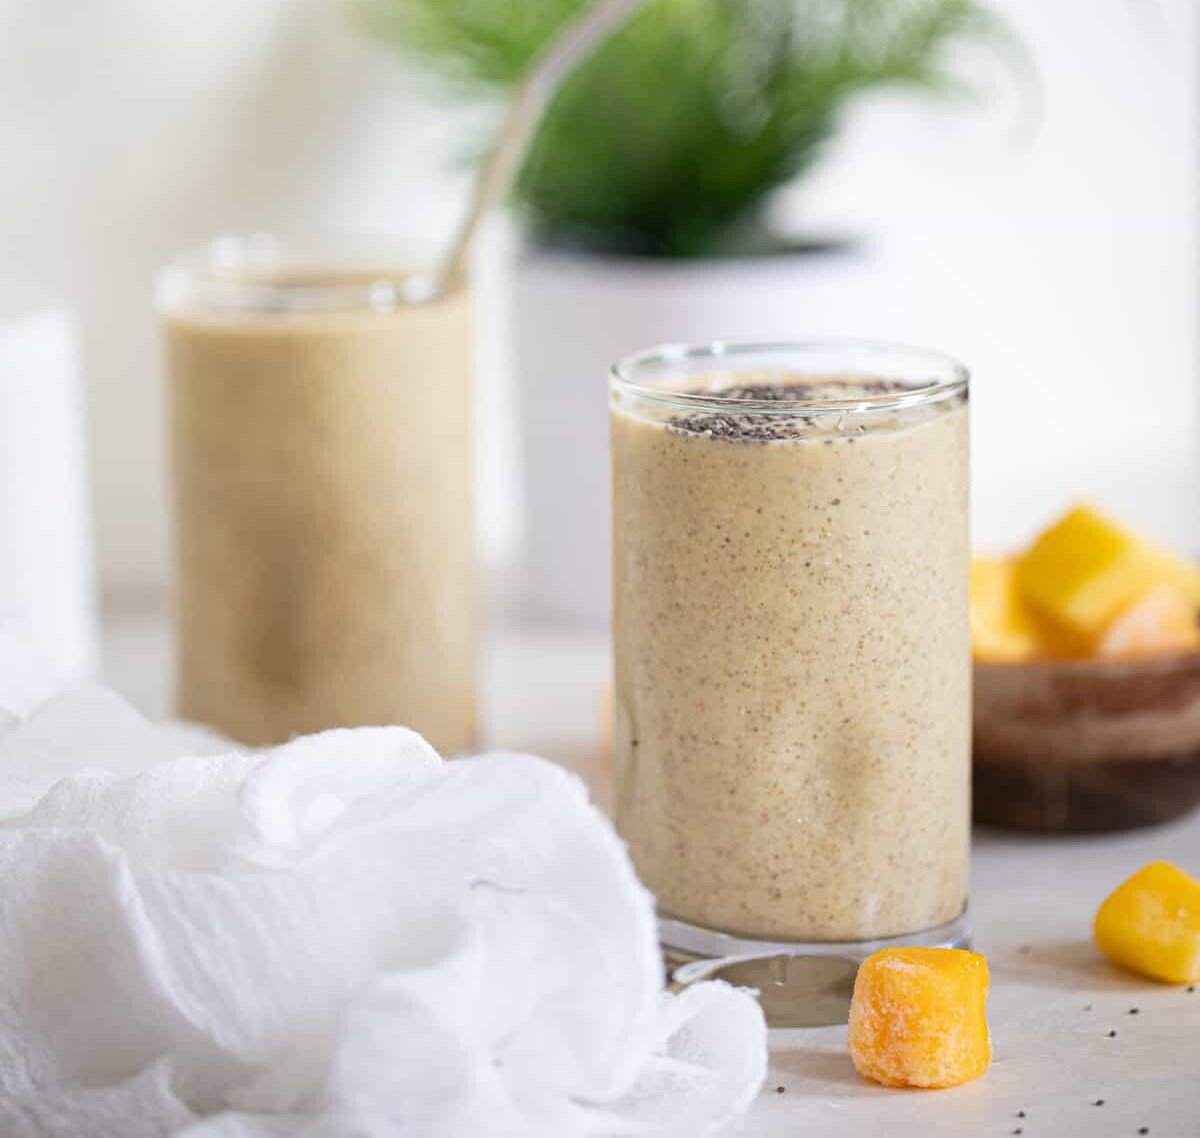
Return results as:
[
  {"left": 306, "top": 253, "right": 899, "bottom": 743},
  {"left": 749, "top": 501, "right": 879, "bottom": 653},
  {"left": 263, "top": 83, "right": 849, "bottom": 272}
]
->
[
  {"left": 610, "top": 341, "right": 970, "bottom": 993},
  {"left": 159, "top": 236, "right": 477, "bottom": 754}
]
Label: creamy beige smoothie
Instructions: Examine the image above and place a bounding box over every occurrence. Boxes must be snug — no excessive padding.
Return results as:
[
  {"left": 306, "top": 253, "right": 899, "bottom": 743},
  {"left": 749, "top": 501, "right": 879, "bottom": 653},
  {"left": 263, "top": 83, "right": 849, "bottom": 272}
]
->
[
  {"left": 161, "top": 255, "right": 477, "bottom": 753},
  {"left": 611, "top": 353, "right": 969, "bottom": 944}
]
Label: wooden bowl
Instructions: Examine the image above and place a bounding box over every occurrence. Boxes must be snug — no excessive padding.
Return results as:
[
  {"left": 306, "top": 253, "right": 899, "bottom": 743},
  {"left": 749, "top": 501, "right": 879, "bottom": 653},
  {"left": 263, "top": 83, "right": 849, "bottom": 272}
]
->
[{"left": 973, "top": 652, "right": 1200, "bottom": 833}]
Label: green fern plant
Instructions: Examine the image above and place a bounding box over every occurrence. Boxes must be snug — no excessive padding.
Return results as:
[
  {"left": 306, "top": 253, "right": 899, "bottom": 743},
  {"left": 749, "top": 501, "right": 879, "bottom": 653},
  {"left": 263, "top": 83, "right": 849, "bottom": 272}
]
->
[{"left": 357, "top": 0, "right": 1004, "bottom": 257}]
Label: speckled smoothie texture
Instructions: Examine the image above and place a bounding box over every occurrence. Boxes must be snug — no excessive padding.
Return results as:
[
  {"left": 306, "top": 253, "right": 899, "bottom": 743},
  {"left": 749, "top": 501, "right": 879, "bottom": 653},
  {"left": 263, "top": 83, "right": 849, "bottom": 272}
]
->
[{"left": 611, "top": 379, "right": 969, "bottom": 942}]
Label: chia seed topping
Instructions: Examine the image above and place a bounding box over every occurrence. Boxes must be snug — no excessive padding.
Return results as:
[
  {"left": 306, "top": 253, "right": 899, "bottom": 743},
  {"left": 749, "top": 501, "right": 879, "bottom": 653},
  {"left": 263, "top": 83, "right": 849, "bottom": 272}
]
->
[{"left": 666, "top": 379, "right": 921, "bottom": 441}]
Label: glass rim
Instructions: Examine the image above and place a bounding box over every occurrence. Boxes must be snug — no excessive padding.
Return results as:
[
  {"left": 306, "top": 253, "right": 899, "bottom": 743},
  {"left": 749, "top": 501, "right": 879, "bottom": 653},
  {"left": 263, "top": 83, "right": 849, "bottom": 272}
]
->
[
  {"left": 609, "top": 338, "right": 969, "bottom": 415},
  {"left": 156, "top": 233, "right": 448, "bottom": 315}
]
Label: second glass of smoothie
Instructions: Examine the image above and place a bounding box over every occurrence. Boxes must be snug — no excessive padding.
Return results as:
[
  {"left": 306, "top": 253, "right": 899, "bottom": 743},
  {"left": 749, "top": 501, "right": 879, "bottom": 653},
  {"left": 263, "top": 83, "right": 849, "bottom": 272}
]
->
[
  {"left": 160, "top": 237, "right": 477, "bottom": 754},
  {"left": 610, "top": 341, "right": 970, "bottom": 966}
]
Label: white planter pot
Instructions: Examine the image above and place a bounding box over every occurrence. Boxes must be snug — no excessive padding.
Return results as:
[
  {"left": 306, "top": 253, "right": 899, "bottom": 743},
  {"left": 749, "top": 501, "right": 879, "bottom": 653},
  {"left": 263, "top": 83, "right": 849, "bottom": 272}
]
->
[{"left": 511, "top": 236, "right": 909, "bottom": 625}]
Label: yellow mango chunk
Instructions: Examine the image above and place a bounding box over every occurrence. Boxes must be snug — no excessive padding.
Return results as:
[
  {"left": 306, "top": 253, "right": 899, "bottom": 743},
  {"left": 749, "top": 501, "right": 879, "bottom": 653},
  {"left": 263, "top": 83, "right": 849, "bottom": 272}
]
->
[
  {"left": 970, "top": 558, "right": 1041, "bottom": 662},
  {"left": 848, "top": 947, "right": 991, "bottom": 1089},
  {"left": 1094, "top": 861, "right": 1200, "bottom": 983},
  {"left": 1096, "top": 585, "right": 1200, "bottom": 660},
  {"left": 1016, "top": 505, "right": 1200, "bottom": 638},
  {"left": 970, "top": 557, "right": 1090, "bottom": 660}
]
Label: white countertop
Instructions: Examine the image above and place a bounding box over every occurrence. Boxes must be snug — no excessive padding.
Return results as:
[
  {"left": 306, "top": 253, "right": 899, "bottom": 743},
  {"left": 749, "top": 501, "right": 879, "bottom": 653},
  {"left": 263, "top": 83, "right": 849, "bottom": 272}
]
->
[{"left": 102, "top": 610, "right": 1200, "bottom": 1137}]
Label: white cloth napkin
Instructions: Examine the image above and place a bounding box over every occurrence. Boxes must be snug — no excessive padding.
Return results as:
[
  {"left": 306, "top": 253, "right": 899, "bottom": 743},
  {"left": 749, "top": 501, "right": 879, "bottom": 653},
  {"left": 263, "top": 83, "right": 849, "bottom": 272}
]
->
[{"left": 0, "top": 688, "right": 766, "bottom": 1137}]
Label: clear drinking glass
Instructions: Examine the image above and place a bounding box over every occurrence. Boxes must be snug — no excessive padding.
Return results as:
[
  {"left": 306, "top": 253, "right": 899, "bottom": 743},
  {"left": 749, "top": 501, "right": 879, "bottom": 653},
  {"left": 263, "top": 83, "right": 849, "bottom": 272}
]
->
[
  {"left": 158, "top": 235, "right": 477, "bottom": 754},
  {"left": 609, "top": 340, "right": 970, "bottom": 1019}
]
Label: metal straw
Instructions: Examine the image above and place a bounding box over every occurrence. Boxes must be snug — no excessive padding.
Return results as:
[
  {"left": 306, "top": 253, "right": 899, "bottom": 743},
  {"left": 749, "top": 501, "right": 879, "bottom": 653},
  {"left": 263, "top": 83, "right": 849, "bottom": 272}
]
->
[{"left": 404, "top": 0, "right": 648, "bottom": 304}]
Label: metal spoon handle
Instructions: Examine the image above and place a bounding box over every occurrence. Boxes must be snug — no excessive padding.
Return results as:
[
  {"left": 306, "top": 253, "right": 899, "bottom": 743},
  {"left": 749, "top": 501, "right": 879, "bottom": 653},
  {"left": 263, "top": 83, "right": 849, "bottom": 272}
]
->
[{"left": 410, "top": 0, "right": 648, "bottom": 303}]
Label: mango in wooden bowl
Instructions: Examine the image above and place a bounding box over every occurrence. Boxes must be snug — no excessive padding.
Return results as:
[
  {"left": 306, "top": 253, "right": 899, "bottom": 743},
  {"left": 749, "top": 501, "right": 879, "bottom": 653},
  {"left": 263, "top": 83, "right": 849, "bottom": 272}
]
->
[{"left": 972, "top": 506, "right": 1200, "bottom": 833}]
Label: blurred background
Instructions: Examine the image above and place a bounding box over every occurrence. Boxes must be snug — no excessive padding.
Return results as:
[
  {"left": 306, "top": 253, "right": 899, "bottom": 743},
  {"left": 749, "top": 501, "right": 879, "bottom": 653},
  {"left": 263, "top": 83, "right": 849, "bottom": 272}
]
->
[{"left": 1, "top": 0, "right": 1196, "bottom": 691}]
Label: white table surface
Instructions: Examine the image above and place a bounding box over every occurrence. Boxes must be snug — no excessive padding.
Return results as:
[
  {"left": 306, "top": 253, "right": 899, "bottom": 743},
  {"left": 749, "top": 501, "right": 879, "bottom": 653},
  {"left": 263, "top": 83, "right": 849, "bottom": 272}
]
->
[{"left": 103, "top": 608, "right": 1200, "bottom": 1138}]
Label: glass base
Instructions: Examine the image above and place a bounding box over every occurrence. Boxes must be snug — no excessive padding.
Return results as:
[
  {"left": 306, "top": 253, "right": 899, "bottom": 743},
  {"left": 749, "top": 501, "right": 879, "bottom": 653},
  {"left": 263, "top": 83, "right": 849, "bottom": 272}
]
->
[{"left": 663, "top": 909, "right": 970, "bottom": 1028}]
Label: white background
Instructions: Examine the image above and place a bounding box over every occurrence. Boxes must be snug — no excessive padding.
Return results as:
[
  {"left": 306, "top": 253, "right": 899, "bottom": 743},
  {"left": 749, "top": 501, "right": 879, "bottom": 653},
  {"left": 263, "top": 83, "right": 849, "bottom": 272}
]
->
[{"left": 0, "top": 0, "right": 1195, "bottom": 603}]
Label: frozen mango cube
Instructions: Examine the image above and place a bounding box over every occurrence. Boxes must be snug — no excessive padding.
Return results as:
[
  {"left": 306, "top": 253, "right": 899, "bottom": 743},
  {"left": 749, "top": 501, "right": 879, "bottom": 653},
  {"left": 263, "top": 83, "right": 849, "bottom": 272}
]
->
[
  {"left": 970, "top": 558, "right": 1041, "bottom": 662},
  {"left": 1094, "top": 861, "right": 1200, "bottom": 983},
  {"left": 1096, "top": 585, "right": 1200, "bottom": 660},
  {"left": 1016, "top": 506, "right": 1200, "bottom": 638},
  {"left": 848, "top": 947, "right": 991, "bottom": 1089}
]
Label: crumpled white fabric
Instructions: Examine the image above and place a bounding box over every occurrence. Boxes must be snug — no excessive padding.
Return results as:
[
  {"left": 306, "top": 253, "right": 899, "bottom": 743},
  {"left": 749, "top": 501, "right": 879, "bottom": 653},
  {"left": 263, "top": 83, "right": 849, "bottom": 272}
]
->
[{"left": 0, "top": 688, "right": 766, "bottom": 1138}]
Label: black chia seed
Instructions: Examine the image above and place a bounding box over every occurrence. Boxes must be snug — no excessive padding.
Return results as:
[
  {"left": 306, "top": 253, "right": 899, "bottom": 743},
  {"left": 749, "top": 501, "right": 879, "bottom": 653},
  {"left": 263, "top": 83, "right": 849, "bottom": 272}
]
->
[
  {"left": 1128, "top": 1007, "right": 1139, "bottom": 1015},
  {"left": 1107, "top": 1029, "right": 1118, "bottom": 1038},
  {"left": 665, "top": 380, "right": 916, "bottom": 442},
  {"left": 775, "top": 1085, "right": 785, "bottom": 1094}
]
